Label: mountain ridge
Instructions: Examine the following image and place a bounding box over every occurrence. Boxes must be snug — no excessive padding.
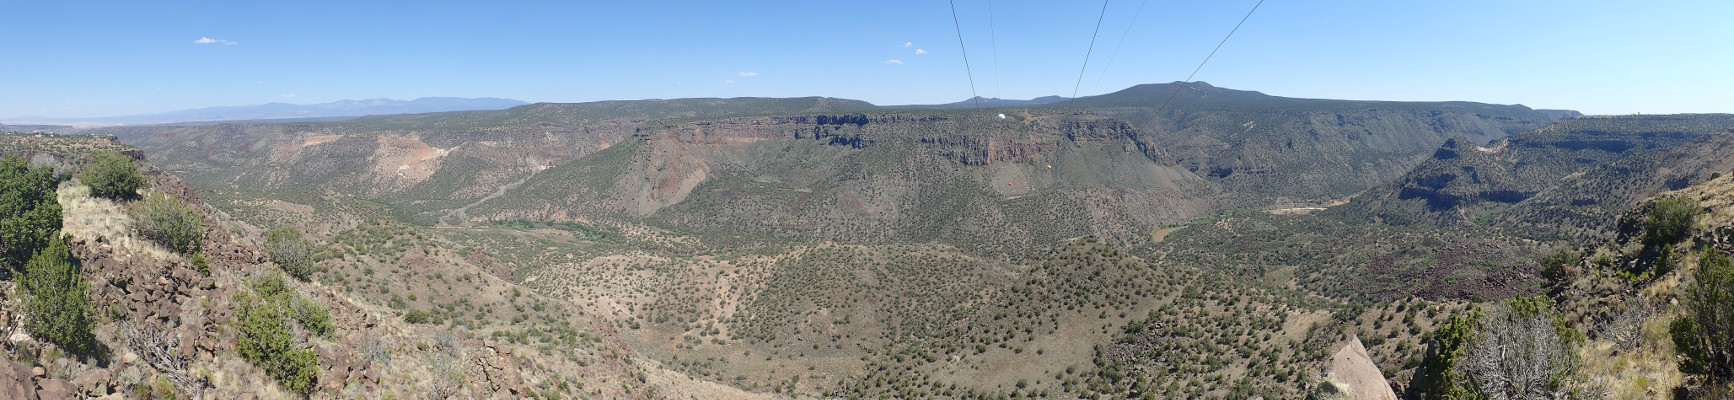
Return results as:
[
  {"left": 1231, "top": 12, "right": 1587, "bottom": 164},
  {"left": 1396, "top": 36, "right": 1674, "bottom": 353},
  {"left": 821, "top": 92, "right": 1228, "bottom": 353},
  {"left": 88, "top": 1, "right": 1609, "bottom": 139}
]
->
[
  {"left": 14, "top": 97, "right": 529, "bottom": 125},
  {"left": 886, "top": 95, "right": 1070, "bottom": 109}
]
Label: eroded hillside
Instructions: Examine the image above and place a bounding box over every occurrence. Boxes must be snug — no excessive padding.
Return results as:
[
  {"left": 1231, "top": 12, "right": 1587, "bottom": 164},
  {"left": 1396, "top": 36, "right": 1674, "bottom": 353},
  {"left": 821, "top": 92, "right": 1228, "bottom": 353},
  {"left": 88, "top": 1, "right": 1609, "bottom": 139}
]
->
[
  {"left": 1333, "top": 114, "right": 1734, "bottom": 240},
  {"left": 40, "top": 90, "right": 1734, "bottom": 400},
  {"left": 0, "top": 134, "right": 772, "bottom": 399}
]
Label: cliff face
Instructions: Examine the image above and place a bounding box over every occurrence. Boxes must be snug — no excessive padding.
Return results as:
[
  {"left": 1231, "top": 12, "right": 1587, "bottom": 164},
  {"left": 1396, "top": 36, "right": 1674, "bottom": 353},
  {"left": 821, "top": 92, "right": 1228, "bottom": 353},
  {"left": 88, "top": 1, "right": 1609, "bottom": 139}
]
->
[
  {"left": 469, "top": 112, "right": 1209, "bottom": 256},
  {"left": 663, "top": 113, "right": 1169, "bottom": 166}
]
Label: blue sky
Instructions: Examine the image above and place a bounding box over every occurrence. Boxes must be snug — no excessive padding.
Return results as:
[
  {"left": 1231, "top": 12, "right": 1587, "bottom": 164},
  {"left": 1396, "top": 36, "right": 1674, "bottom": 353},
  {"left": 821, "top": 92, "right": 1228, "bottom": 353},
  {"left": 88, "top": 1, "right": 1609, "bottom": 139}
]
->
[{"left": 3, "top": 0, "right": 1731, "bottom": 119}]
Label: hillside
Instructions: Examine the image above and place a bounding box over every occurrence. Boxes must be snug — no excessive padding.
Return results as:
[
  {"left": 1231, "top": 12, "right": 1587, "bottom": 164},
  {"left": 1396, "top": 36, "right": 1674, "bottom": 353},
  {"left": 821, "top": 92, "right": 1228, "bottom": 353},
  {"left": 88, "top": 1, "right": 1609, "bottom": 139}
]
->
[
  {"left": 469, "top": 112, "right": 1211, "bottom": 256},
  {"left": 7, "top": 92, "right": 1729, "bottom": 399},
  {"left": 93, "top": 84, "right": 1566, "bottom": 257},
  {"left": 51, "top": 86, "right": 1704, "bottom": 400},
  {"left": 0, "top": 133, "right": 769, "bottom": 399},
  {"left": 1332, "top": 114, "right": 1734, "bottom": 240},
  {"left": 1078, "top": 82, "right": 1562, "bottom": 207}
]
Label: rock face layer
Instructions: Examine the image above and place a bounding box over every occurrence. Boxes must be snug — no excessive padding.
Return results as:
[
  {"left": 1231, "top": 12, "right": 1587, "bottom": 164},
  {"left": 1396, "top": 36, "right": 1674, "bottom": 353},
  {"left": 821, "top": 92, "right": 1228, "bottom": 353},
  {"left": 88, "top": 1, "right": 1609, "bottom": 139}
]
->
[{"left": 1313, "top": 336, "right": 1397, "bottom": 400}]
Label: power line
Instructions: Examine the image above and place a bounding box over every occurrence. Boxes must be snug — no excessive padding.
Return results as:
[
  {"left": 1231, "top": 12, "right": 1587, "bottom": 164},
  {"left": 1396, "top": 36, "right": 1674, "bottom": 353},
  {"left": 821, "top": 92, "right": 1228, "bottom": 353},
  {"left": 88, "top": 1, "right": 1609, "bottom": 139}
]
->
[
  {"left": 1090, "top": 0, "right": 1149, "bottom": 94},
  {"left": 1068, "top": 0, "right": 1112, "bottom": 110},
  {"left": 1154, "top": 0, "right": 1265, "bottom": 113},
  {"left": 948, "top": 0, "right": 981, "bottom": 109}
]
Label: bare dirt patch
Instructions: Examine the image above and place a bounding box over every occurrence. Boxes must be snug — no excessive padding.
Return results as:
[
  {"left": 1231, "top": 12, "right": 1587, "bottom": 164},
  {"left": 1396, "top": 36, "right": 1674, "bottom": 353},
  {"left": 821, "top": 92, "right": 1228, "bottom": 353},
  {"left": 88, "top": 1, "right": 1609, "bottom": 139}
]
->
[
  {"left": 1150, "top": 226, "right": 1181, "bottom": 243},
  {"left": 302, "top": 134, "right": 344, "bottom": 147},
  {"left": 372, "top": 135, "right": 447, "bottom": 184}
]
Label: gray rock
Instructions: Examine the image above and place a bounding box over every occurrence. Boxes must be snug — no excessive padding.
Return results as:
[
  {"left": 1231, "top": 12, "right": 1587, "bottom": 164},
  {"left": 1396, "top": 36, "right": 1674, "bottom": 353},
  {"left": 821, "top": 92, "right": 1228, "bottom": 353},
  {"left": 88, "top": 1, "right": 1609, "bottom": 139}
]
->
[
  {"left": 1308, "top": 372, "right": 1351, "bottom": 400},
  {"left": 69, "top": 368, "right": 109, "bottom": 393},
  {"left": 35, "top": 379, "right": 72, "bottom": 400},
  {"left": 1311, "top": 335, "right": 1398, "bottom": 400},
  {"left": 0, "top": 361, "right": 38, "bottom": 400}
]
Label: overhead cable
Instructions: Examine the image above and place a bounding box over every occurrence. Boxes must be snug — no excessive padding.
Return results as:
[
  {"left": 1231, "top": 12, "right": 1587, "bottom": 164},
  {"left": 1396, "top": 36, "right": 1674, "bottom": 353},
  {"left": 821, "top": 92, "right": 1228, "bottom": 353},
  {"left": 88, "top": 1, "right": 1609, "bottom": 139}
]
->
[
  {"left": 1068, "top": 0, "right": 1112, "bottom": 110},
  {"left": 948, "top": 0, "right": 982, "bottom": 108},
  {"left": 1154, "top": 0, "right": 1266, "bottom": 113}
]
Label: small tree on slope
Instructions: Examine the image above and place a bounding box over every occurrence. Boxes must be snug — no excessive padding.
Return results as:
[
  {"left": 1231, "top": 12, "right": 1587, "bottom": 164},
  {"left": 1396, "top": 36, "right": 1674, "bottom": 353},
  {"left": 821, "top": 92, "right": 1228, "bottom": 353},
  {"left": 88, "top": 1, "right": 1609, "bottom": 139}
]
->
[
  {"left": 0, "top": 155, "right": 62, "bottom": 273},
  {"left": 1673, "top": 249, "right": 1734, "bottom": 383},
  {"left": 80, "top": 151, "right": 146, "bottom": 200},
  {"left": 21, "top": 236, "right": 97, "bottom": 357}
]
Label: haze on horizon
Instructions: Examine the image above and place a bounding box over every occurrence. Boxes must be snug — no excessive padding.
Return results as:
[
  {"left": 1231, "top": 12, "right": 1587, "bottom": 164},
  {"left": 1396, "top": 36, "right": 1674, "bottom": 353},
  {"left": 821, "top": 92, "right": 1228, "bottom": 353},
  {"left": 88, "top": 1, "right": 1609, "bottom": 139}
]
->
[{"left": 3, "top": 0, "right": 1730, "bottom": 119}]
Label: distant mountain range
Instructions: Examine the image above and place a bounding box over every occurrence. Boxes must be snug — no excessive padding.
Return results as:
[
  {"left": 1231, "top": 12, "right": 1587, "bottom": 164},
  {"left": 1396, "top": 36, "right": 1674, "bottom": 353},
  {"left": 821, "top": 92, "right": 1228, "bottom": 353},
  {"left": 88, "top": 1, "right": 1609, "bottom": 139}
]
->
[
  {"left": 9, "top": 97, "right": 528, "bottom": 125},
  {"left": 888, "top": 95, "right": 1070, "bottom": 109}
]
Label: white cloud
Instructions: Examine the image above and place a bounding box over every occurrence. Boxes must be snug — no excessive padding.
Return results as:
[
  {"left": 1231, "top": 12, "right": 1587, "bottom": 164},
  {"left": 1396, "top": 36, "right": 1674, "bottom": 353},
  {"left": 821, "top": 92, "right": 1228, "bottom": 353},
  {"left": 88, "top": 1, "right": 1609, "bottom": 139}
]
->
[
  {"left": 281, "top": 94, "right": 296, "bottom": 98},
  {"left": 915, "top": 48, "right": 927, "bottom": 55},
  {"left": 902, "top": 41, "right": 912, "bottom": 47},
  {"left": 738, "top": 71, "right": 759, "bottom": 77},
  {"left": 194, "top": 37, "right": 236, "bottom": 45},
  {"left": 884, "top": 59, "right": 903, "bottom": 65},
  {"left": 725, "top": 80, "right": 735, "bottom": 84}
]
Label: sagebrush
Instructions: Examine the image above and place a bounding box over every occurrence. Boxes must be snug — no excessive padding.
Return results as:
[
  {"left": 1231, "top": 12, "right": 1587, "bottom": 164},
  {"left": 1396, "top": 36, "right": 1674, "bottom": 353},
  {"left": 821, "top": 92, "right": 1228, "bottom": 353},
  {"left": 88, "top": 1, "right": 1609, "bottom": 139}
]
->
[{"left": 131, "top": 192, "right": 203, "bottom": 254}]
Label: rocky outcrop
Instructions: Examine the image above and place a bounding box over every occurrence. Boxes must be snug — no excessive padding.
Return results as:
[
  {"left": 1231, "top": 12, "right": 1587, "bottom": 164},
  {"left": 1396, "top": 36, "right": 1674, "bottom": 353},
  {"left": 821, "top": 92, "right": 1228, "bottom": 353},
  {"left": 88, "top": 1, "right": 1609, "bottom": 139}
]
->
[
  {"left": 0, "top": 359, "right": 38, "bottom": 400},
  {"left": 659, "top": 113, "right": 1171, "bottom": 166},
  {"left": 1310, "top": 336, "right": 1397, "bottom": 400}
]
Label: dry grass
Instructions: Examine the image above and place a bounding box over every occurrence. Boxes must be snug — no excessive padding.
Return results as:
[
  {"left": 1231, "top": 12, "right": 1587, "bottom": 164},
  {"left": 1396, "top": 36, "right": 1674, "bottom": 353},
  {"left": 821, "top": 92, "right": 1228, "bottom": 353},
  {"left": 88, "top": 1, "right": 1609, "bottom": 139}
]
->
[
  {"left": 1580, "top": 316, "right": 1684, "bottom": 399},
  {"left": 195, "top": 355, "right": 300, "bottom": 400},
  {"left": 57, "top": 180, "right": 175, "bottom": 261}
]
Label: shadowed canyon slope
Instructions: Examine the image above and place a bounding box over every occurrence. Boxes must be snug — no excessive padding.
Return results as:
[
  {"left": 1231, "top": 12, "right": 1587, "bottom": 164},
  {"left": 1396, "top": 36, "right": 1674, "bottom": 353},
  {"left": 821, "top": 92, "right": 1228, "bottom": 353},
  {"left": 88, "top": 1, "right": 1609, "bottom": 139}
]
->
[{"left": 1332, "top": 114, "right": 1734, "bottom": 240}]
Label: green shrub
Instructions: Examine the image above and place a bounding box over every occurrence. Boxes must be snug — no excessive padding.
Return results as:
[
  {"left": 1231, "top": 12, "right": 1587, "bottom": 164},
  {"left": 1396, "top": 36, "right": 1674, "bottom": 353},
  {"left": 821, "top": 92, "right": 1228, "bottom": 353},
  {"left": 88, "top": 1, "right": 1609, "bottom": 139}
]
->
[
  {"left": 265, "top": 227, "right": 315, "bottom": 281},
  {"left": 190, "top": 252, "right": 210, "bottom": 276},
  {"left": 0, "top": 155, "right": 62, "bottom": 273},
  {"left": 292, "top": 296, "right": 335, "bottom": 337},
  {"left": 233, "top": 273, "right": 331, "bottom": 395},
  {"left": 1539, "top": 250, "right": 1580, "bottom": 291},
  {"left": 1673, "top": 249, "right": 1734, "bottom": 381},
  {"left": 1409, "top": 307, "right": 1480, "bottom": 400},
  {"left": 1412, "top": 297, "right": 1588, "bottom": 399},
  {"left": 249, "top": 274, "right": 334, "bottom": 337},
  {"left": 1643, "top": 197, "right": 1701, "bottom": 249},
  {"left": 1655, "top": 245, "right": 1677, "bottom": 277},
  {"left": 404, "top": 309, "right": 432, "bottom": 324},
  {"left": 20, "top": 236, "right": 97, "bottom": 356},
  {"left": 131, "top": 192, "right": 204, "bottom": 254},
  {"left": 80, "top": 151, "right": 145, "bottom": 200},
  {"left": 234, "top": 289, "right": 318, "bottom": 395}
]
